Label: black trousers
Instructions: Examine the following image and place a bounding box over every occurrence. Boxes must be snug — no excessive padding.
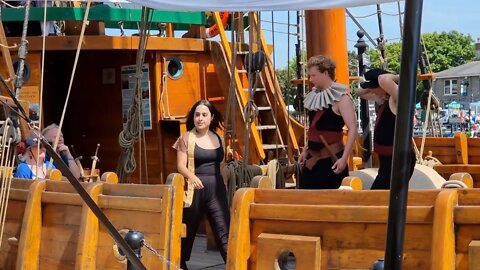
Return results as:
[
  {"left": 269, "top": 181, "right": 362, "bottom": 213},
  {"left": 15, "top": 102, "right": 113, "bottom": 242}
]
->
[
  {"left": 181, "top": 174, "right": 230, "bottom": 268},
  {"left": 371, "top": 151, "right": 416, "bottom": 190},
  {"left": 299, "top": 151, "right": 349, "bottom": 189}
]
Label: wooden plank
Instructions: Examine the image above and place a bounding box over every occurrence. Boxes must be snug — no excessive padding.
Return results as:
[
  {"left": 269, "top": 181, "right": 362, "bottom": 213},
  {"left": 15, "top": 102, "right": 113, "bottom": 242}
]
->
[
  {"left": 413, "top": 137, "right": 455, "bottom": 146},
  {"left": 454, "top": 206, "right": 480, "bottom": 224},
  {"left": 102, "top": 183, "right": 169, "bottom": 198},
  {"left": 0, "top": 20, "right": 15, "bottom": 91},
  {"left": 253, "top": 189, "right": 440, "bottom": 206},
  {"left": 42, "top": 191, "right": 84, "bottom": 206},
  {"left": 249, "top": 204, "right": 433, "bottom": 223},
  {"left": 8, "top": 189, "right": 29, "bottom": 201},
  {"left": 256, "top": 233, "right": 321, "bottom": 270},
  {"left": 42, "top": 204, "right": 83, "bottom": 226},
  {"left": 7, "top": 36, "right": 206, "bottom": 52},
  {"left": 98, "top": 195, "right": 164, "bottom": 212},
  {"left": 434, "top": 165, "right": 480, "bottom": 174},
  {"left": 469, "top": 241, "right": 480, "bottom": 270},
  {"left": 250, "top": 220, "right": 433, "bottom": 251}
]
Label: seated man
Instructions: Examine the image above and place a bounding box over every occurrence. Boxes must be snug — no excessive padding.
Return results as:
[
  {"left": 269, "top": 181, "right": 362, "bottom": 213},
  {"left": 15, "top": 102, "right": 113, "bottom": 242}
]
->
[
  {"left": 42, "top": 124, "right": 81, "bottom": 179},
  {"left": 15, "top": 134, "right": 55, "bottom": 180}
]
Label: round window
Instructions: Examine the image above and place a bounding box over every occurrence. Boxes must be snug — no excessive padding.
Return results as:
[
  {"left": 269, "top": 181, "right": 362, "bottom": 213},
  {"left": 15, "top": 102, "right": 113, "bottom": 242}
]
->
[{"left": 166, "top": 58, "right": 183, "bottom": 80}]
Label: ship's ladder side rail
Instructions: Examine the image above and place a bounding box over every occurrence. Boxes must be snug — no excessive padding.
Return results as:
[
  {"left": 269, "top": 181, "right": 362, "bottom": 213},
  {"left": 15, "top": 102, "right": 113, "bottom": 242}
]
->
[{"left": 213, "top": 12, "right": 265, "bottom": 161}]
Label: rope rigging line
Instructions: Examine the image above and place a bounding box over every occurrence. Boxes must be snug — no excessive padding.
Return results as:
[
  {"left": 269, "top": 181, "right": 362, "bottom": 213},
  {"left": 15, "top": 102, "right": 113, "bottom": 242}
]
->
[
  {"left": 49, "top": 0, "right": 92, "bottom": 171},
  {"left": 286, "top": 10, "right": 291, "bottom": 162},
  {"left": 13, "top": 0, "right": 32, "bottom": 100},
  {"left": 224, "top": 12, "right": 239, "bottom": 163},
  {"left": 260, "top": 19, "right": 298, "bottom": 27},
  {"left": 39, "top": 0, "right": 48, "bottom": 147},
  {"left": 116, "top": 7, "right": 153, "bottom": 183},
  {"left": 0, "top": 119, "right": 16, "bottom": 249},
  {"left": 0, "top": 0, "right": 24, "bottom": 8},
  {"left": 271, "top": 11, "right": 280, "bottom": 157},
  {"left": 418, "top": 35, "right": 438, "bottom": 161}
]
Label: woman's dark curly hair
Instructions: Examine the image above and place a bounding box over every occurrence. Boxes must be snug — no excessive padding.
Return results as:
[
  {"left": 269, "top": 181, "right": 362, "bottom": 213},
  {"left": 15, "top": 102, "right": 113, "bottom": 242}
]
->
[{"left": 186, "top": 99, "right": 224, "bottom": 132}]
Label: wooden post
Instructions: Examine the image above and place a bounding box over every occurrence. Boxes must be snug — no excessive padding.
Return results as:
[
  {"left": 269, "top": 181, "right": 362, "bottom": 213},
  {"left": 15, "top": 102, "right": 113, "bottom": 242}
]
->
[
  {"left": 16, "top": 180, "right": 46, "bottom": 269},
  {"left": 76, "top": 183, "right": 103, "bottom": 270}
]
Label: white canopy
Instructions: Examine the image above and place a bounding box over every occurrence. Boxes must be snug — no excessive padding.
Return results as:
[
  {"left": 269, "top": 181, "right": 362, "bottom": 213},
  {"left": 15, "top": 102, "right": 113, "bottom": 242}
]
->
[{"left": 126, "top": 0, "right": 400, "bottom": 11}]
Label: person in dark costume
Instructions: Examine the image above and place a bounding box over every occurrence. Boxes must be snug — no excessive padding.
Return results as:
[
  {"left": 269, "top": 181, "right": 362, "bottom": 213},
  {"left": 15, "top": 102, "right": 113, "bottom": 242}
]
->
[
  {"left": 357, "top": 68, "right": 416, "bottom": 189},
  {"left": 298, "top": 55, "right": 357, "bottom": 189},
  {"left": 173, "top": 99, "right": 229, "bottom": 270}
]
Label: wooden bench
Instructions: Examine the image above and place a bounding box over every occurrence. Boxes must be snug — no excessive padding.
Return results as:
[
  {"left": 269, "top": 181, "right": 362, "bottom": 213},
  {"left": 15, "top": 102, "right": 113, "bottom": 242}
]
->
[
  {"left": 454, "top": 189, "right": 480, "bottom": 269},
  {"left": 414, "top": 132, "right": 480, "bottom": 187},
  {"left": 227, "top": 188, "right": 457, "bottom": 269},
  {"left": 0, "top": 179, "right": 35, "bottom": 269},
  {"left": 14, "top": 173, "right": 184, "bottom": 269}
]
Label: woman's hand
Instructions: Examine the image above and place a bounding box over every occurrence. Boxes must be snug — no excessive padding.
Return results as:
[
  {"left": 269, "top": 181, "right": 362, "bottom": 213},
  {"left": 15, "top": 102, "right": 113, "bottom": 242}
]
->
[
  {"left": 190, "top": 175, "right": 204, "bottom": 189},
  {"left": 331, "top": 157, "right": 347, "bottom": 174}
]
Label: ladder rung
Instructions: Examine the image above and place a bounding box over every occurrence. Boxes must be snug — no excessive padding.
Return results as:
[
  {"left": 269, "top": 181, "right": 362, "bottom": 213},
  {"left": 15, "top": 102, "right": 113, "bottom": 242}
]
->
[
  {"left": 256, "top": 125, "right": 276, "bottom": 130},
  {"left": 262, "top": 144, "right": 286, "bottom": 150},
  {"left": 238, "top": 69, "right": 248, "bottom": 74},
  {"left": 257, "top": 106, "right": 271, "bottom": 111},
  {"left": 236, "top": 51, "right": 249, "bottom": 55}
]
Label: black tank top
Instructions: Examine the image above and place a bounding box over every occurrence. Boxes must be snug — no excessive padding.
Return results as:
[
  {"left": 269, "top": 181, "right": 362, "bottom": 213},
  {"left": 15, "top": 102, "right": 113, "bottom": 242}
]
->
[
  {"left": 194, "top": 133, "right": 224, "bottom": 175},
  {"left": 308, "top": 105, "right": 345, "bottom": 150},
  {"left": 374, "top": 100, "right": 396, "bottom": 146}
]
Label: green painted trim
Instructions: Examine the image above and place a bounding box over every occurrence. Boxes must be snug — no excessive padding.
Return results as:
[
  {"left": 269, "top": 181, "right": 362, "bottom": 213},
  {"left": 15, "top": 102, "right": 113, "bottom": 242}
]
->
[{"left": 1, "top": 5, "right": 205, "bottom": 26}]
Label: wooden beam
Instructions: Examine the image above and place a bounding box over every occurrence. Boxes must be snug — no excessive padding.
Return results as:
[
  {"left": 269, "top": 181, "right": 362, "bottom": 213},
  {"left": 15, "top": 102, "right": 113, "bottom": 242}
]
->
[
  {"left": 0, "top": 20, "right": 15, "bottom": 92},
  {"left": 6, "top": 36, "right": 207, "bottom": 52}
]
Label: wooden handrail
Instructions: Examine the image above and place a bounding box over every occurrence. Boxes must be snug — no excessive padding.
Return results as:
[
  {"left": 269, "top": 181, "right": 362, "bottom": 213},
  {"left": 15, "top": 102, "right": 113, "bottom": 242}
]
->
[{"left": 213, "top": 12, "right": 265, "bottom": 160}]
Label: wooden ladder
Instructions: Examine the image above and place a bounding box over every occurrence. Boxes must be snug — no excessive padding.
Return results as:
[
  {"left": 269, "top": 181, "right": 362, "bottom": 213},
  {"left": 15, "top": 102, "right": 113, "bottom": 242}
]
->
[{"left": 214, "top": 12, "right": 299, "bottom": 162}]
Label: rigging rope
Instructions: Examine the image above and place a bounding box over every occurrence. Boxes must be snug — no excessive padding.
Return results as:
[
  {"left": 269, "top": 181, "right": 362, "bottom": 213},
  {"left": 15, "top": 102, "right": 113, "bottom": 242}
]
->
[
  {"left": 116, "top": 7, "right": 153, "bottom": 183},
  {"left": 418, "top": 35, "right": 438, "bottom": 161},
  {"left": 224, "top": 12, "right": 239, "bottom": 162},
  {"left": 38, "top": 0, "right": 48, "bottom": 142},
  {"left": 48, "top": 0, "right": 92, "bottom": 171},
  {"left": 0, "top": 119, "right": 16, "bottom": 249}
]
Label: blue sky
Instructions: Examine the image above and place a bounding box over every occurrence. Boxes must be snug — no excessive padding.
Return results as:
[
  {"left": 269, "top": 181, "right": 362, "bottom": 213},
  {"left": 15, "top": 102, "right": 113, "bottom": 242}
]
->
[
  {"left": 260, "top": 0, "right": 480, "bottom": 68},
  {"left": 109, "top": 1, "right": 479, "bottom": 69}
]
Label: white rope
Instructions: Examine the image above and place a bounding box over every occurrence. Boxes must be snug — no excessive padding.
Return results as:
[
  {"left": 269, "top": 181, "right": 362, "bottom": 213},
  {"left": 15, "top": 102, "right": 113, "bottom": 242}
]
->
[
  {"left": 38, "top": 0, "right": 47, "bottom": 134},
  {"left": 418, "top": 35, "right": 436, "bottom": 160},
  {"left": 0, "top": 0, "right": 24, "bottom": 8},
  {"left": 0, "top": 43, "right": 19, "bottom": 49},
  {"left": 160, "top": 66, "right": 172, "bottom": 119},
  {"left": 49, "top": 0, "right": 92, "bottom": 170},
  {"left": 0, "top": 140, "right": 14, "bottom": 248}
]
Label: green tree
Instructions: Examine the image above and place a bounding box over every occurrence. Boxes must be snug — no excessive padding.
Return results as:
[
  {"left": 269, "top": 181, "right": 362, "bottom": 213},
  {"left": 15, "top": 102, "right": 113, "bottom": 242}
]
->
[
  {"left": 276, "top": 51, "right": 306, "bottom": 108},
  {"left": 368, "top": 31, "right": 476, "bottom": 73}
]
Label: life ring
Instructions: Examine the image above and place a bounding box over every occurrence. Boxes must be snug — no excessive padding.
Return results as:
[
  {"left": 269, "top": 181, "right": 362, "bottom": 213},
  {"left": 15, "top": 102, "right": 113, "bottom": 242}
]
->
[{"left": 205, "top": 12, "right": 229, "bottom": 38}]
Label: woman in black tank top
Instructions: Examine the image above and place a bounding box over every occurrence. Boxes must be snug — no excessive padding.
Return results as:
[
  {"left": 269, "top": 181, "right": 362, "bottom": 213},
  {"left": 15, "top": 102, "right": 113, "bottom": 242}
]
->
[{"left": 173, "top": 100, "right": 230, "bottom": 269}]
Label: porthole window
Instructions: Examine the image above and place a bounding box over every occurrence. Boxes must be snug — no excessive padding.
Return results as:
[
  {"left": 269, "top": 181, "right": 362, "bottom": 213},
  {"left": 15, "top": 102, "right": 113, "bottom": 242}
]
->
[
  {"left": 166, "top": 57, "right": 183, "bottom": 80},
  {"left": 13, "top": 60, "right": 31, "bottom": 83}
]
